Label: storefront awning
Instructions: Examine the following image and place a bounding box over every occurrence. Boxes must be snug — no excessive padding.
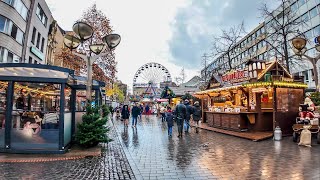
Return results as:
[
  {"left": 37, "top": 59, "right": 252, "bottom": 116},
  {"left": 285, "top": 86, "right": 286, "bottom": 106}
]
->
[{"left": 0, "top": 63, "right": 74, "bottom": 83}]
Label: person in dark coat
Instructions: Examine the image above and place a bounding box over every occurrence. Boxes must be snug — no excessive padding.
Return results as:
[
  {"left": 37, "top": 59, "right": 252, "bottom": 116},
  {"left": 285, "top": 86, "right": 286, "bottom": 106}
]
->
[
  {"left": 166, "top": 107, "right": 174, "bottom": 137},
  {"left": 139, "top": 104, "right": 143, "bottom": 119},
  {"left": 174, "top": 100, "right": 186, "bottom": 138},
  {"left": 121, "top": 105, "right": 130, "bottom": 127},
  {"left": 184, "top": 99, "right": 194, "bottom": 133},
  {"left": 145, "top": 104, "right": 150, "bottom": 116},
  {"left": 131, "top": 103, "right": 140, "bottom": 127},
  {"left": 193, "top": 101, "right": 202, "bottom": 133}
]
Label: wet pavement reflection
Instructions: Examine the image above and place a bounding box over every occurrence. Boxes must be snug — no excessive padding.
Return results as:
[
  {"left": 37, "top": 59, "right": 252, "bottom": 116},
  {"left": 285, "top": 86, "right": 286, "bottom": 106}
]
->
[{"left": 114, "top": 115, "right": 320, "bottom": 179}]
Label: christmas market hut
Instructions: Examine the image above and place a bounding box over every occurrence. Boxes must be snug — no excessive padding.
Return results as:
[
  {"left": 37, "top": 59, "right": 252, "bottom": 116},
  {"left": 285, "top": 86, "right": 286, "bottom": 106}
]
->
[{"left": 194, "top": 60, "right": 307, "bottom": 135}]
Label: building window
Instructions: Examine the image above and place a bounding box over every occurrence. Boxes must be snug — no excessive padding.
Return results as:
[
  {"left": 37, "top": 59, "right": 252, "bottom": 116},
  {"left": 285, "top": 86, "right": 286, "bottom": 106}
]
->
[
  {"left": 31, "top": 27, "right": 36, "bottom": 44},
  {"left": 36, "top": 4, "right": 48, "bottom": 27},
  {"left": 298, "top": 0, "right": 305, "bottom": 7},
  {"left": 33, "top": 60, "right": 37, "bottom": 64},
  {"left": 301, "top": 13, "right": 309, "bottom": 22},
  {"left": 0, "top": 47, "right": 4, "bottom": 62},
  {"left": 291, "top": 2, "right": 298, "bottom": 12},
  {"left": 309, "top": 7, "right": 318, "bottom": 19},
  {"left": 3, "top": 0, "right": 28, "bottom": 20},
  {"left": 0, "top": 15, "right": 24, "bottom": 44},
  {"left": 0, "top": 16, "right": 6, "bottom": 32},
  {"left": 314, "top": 25, "right": 320, "bottom": 36},
  {"left": 0, "top": 46, "right": 20, "bottom": 63},
  {"left": 36, "top": 32, "right": 41, "bottom": 48},
  {"left": 41, "top": 37, "right": 45, "bottom": 52},
  {"left": 28, "top": 56, "right": 32, "bottom": 64}
]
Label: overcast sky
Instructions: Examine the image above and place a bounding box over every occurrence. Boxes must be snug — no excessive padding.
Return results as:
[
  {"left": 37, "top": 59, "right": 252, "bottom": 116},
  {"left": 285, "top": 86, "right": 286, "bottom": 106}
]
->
[{"left": 46, "top": 0, "right": 273, "bottom": 90}]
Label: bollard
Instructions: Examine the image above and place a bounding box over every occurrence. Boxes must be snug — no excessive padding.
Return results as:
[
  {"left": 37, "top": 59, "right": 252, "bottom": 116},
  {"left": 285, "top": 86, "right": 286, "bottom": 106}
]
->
[{"left": 274, "top": 126, "right": 282, "bottom": 141}]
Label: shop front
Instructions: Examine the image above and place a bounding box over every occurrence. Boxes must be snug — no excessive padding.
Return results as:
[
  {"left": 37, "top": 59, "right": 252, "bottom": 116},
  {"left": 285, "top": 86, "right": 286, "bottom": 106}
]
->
[
  {"left": 0, "top": 63, "right": 74, "bottom": 153},
  {"left": 194, "top": 60, "right": 307, "bottom": 135},
  {"left": 0, "top": 63, "right": 106, "bottom": 153}
]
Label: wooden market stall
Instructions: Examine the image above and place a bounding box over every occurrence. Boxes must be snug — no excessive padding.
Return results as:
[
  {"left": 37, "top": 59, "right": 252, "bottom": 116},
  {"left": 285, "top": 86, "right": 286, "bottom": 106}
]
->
[{"left": 194, "top": 60, "right": 307, "bottom": 135}]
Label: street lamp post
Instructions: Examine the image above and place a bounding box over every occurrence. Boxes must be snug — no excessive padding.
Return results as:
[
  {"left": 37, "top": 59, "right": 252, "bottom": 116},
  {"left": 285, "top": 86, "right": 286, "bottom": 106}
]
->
[
  {"left": 63, "top": 22, "right": 121, "bottom": 102},
  {"left": 291, "top": 36, "right": 320, "bottom": 91}
]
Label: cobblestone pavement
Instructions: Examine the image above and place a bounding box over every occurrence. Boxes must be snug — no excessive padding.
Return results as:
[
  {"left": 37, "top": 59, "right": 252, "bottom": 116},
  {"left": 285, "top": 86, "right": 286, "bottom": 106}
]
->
[
  {"left": 0, "top": 120, "right": 135, "bottom": 180},
  {"left": 114, "top": 115, "right": 320, "bottom": 180}
]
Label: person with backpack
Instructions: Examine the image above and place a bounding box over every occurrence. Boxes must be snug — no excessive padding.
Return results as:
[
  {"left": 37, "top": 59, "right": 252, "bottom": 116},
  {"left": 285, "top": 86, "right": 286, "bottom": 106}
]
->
[
  {"left": 184, "top": 99, "right": 194, "bottom": 133},
  {"left": 193, "top": 101, "right": 202, "bottom": 133},
  {"left": 174, "top": 100, "right": 187, "bottom": 138},
  {"left": 166, "top": 107, "right": 174, "bottom": 137}
]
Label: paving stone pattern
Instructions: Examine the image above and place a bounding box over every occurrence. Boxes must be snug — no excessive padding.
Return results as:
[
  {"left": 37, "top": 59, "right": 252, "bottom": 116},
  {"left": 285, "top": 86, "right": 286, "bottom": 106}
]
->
[
  {"left": 0, "top": 122, "right": 135, "bottom": 180},
  {"left": 114, "top": 115, "right": 320, "bottom": 180}
]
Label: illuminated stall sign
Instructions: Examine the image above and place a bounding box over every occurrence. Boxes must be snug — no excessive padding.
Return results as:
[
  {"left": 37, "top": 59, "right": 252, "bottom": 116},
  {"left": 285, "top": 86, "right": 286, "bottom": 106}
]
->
[{"left": 222, "top": 70, "right": 249, "bottom": 83}]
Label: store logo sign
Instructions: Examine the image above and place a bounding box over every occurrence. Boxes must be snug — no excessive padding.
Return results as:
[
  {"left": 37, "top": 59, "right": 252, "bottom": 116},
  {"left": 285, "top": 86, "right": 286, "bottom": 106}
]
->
[
  {"left": 222, "top": 70, "right": 249, "bottom": 83},
  {"left": 30, "top": 47, "right": 44, "bottom": 61}
]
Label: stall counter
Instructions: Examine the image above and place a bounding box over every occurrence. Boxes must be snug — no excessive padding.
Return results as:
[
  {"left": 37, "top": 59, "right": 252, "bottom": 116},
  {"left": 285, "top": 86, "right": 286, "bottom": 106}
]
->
[{"left": 205, "top": 111, "right": 258, "bottom": 131}]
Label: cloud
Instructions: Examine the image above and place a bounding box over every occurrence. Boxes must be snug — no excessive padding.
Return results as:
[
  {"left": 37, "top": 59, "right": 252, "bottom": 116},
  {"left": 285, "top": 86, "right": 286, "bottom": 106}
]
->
[{"left": 168, "top": 0, "right": 268, "bottom": 70}]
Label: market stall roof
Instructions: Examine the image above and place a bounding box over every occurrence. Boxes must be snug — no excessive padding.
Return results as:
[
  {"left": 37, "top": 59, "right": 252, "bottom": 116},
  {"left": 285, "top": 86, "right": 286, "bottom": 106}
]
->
[
  {"left": 0, "top": 63, "right": 74, "bottom": 83},
  {"left": 194, "top": 85, "right": 242, "bottom": 95},
  {"left": 256, "top": 60, "right": 292, "bottom": 80}
]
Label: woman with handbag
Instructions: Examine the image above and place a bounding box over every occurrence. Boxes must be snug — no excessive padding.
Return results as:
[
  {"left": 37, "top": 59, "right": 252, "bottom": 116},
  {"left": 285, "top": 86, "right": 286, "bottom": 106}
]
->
[{"left": 121, "top": 105, "right": 130, "bottom": 127}]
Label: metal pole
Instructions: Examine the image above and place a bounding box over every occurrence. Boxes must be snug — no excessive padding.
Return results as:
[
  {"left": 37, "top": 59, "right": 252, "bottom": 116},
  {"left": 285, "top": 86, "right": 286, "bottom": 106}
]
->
[{"left": 86, "top": 56, "right": 93, "bottom": 102}]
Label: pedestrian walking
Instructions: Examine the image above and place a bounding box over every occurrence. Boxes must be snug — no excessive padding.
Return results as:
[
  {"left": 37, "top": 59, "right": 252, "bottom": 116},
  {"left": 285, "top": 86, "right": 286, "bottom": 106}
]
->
[
  {"left": 166, "top": 107, "right": 174, "bottom": 137},
  {"left": 139, "top": 104, "right": 143, "bottom": 119},
  {"left": 121, "top": 105, "right": 130, "bottom": 127},
  {"left": 131, "top": 103, "right": 140, "bottom": 127},
  {"left": 193, "top": 101, "right": 202, "bottom": 133},
  {"left": 160, "top": 105, "right": 166, "bottom": 122},
  {"left": 145, "top": 104, "right": 150, "bottom": 116},
  {"left": 184, "top": 99, "right": 194, "bottom": 133},
  {"left": 175, "top": 100, "right": 186, "bottom": 138}
]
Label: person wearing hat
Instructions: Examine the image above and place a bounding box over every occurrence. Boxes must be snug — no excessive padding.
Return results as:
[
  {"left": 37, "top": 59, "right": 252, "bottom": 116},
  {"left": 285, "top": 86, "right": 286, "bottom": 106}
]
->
[
  {"left": 184, "top": 99, "right": 194, "bottom": 133},
  {"left": 193, "top": 101, "right": 202, "bottom": 133}
]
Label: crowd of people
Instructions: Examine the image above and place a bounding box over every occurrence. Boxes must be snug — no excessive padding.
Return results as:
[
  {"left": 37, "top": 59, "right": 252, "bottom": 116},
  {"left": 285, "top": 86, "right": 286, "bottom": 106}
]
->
[{"left": 113, "top": 99, "right": 202, "bottom": 138}]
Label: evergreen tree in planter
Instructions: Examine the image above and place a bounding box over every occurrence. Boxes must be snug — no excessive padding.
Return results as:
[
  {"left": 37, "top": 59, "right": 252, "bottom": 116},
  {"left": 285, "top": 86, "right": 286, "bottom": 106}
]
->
[{"left": 76, "top": 104, "right": 111, "bottom": 148}]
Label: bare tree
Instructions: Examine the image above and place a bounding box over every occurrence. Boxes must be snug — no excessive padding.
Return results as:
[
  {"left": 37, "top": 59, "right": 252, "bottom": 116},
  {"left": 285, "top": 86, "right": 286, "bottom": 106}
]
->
[
  {"left": 211, "top": 22, "right": 246, "bottom": 71},
  {"left": 78, "top": 4, "right": 117, "bottom": 82},
  {"left": 259, "top": 0, "right": 307, "bottom": 73}
]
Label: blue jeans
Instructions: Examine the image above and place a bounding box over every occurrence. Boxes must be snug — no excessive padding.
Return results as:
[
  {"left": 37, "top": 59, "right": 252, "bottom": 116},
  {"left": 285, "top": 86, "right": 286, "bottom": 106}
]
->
[
  {"left": 168, "top": 126, "right": 173, "bottom": 136},
  {"left": 184, "top": 119, "right": 190, "bottom": 132},
  {"left": 132, "top": 116, "right": 138, "bottom": 126}
]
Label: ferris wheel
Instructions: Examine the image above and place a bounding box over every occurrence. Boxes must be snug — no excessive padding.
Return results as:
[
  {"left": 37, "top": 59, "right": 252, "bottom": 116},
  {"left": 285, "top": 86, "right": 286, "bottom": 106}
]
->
[{"left": 133, "top": 62, "right": 172, "bottom": 86}]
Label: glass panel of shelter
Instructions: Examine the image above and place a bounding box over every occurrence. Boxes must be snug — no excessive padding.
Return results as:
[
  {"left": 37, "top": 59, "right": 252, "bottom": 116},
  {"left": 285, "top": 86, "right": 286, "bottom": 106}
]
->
[
  {"left": 0, "top": 81, "right": 7, "bottom": 148},
  {"left": 10, "top": 82, "right": 61, "bottom": 149},
  {"left": 75, "top": 90, "right": 95, "bottom": 111}
]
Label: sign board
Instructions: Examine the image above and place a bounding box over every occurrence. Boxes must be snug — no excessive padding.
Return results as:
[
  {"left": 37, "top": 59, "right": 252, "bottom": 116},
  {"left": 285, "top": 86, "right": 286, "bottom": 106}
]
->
[
  {"left": 209, "top": 82, "right": 221, "bottom": 89},
  {"left": 315, "top": 37, "right": 319, "bottom": 44},
  {"left": 222, "top": 70, "right": 249, "bottom": 83},
  {"left": 281, "top": 77, "right": 294, "bottom": 82},
  {"left": 30, "top": 47, "right": 44, "bottom": 61},
  {"left": 252, "top": 87, "right": 267, "bottom": 93}
]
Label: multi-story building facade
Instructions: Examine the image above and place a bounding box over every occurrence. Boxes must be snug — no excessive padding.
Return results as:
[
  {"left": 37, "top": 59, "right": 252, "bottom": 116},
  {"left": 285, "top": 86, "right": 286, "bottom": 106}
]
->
[
  {"left": 0, "top": 0, "right": 53, "bottom": 64},
  {"left": 202, "top": 23, "right": 268, "bottom": 77},
  {"left": 24, "top": 0, "right": 53, "bottom": 64},
  {"left": 202, "top": 0, "right": 320, "bottom": 89},
  {"left": 46, "top": 20, "right": 65, "bottom": 66},
  {"left": 0, "top": 0, "right": 30, "bottom": 63}
]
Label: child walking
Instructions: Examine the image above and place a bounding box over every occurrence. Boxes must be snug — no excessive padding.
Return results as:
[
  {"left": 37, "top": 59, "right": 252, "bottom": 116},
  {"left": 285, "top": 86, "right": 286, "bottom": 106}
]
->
[{"left": 166, "top": 107, "right": 174, "bottom": 137}]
